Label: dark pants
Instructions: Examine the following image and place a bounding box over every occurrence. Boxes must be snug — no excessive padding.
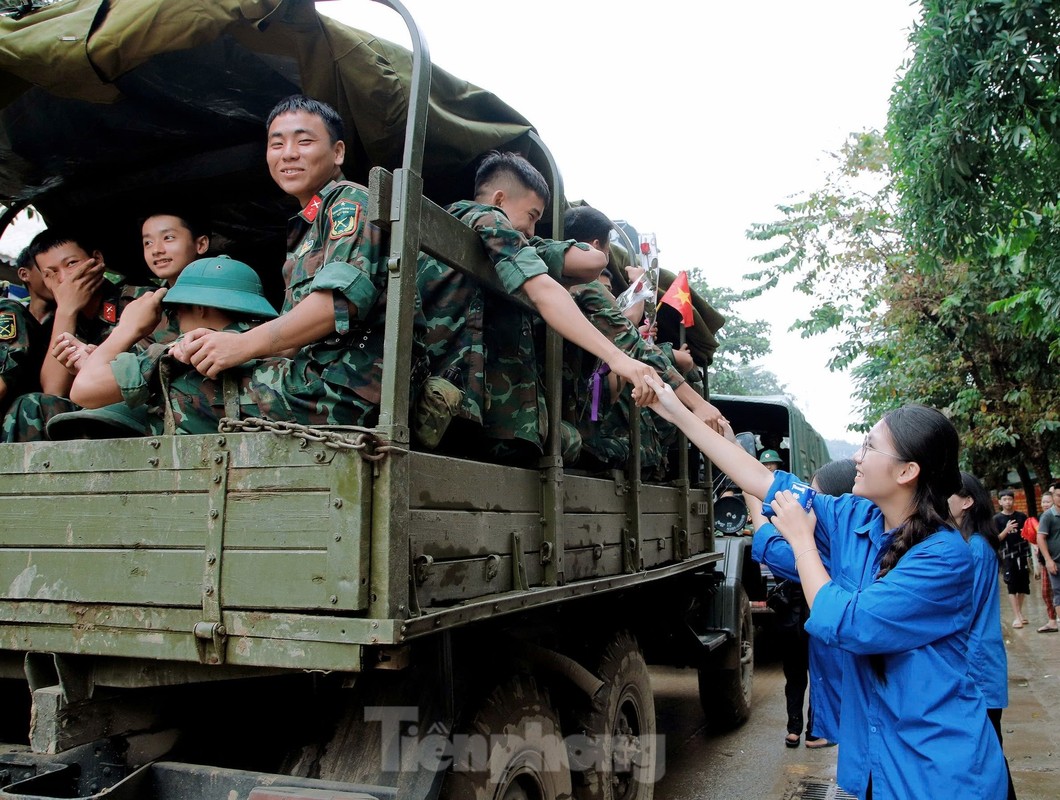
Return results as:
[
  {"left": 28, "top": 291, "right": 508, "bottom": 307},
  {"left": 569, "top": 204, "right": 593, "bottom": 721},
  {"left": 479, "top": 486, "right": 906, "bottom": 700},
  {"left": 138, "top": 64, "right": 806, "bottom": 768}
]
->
[
  {"left": 780, "top": 624, "right": 810, "bottom": 735},
  {"left": 988, "top": 707, "right": 1018, "bottom": 800}
]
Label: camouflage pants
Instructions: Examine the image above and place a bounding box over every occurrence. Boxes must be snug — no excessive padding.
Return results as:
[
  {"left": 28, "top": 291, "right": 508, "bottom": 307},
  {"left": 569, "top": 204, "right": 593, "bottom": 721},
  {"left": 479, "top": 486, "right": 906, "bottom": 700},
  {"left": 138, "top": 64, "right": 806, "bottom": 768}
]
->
[
  {"left": 154, "top": 354, "right": 379, "bottom": 435},
  {"left": 435, "top": 417, "right": 581, "bottom": 466},
  {"left": 1, "top": 393, "right": 79, "bottom": 443}
]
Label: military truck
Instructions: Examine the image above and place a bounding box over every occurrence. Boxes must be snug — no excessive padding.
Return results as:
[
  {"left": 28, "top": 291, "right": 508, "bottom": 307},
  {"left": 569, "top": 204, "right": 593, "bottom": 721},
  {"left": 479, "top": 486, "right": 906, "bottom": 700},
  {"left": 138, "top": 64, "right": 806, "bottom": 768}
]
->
[
  {"left": 707, "top": 395, "right": 831, "bottom": 638},
  {"left": 0, "top": 2, "right": 754, "bottom": 799}
]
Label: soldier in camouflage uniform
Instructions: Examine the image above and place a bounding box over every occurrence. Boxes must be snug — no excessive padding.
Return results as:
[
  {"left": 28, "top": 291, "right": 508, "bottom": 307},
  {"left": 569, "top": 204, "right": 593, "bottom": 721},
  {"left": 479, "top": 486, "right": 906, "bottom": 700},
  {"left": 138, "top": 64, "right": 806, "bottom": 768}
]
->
[
  {"left": 561, "top": 206, "right": 725, "bottom": 474},
  {"left": 0, "top": 247, "right": 54, "bottom": 417},
  {"left": 1, "top": 231, "right": 148, "bottom": 441},
  {"left": 416, "top": 152, "right": 659, "bottom": 465},
  {"left": 68, "top": 256, "right": 279, "bottom": 435},
  {"left": 168, "top": 95, "right": 425, "bottom": 429}
]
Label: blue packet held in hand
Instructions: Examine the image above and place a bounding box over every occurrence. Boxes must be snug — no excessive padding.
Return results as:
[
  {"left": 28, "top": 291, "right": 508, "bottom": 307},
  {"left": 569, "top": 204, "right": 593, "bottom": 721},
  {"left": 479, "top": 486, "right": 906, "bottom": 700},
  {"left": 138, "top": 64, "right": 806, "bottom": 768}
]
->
[{"left": 762, "top": 481, "right": 816, "bottom": 518}]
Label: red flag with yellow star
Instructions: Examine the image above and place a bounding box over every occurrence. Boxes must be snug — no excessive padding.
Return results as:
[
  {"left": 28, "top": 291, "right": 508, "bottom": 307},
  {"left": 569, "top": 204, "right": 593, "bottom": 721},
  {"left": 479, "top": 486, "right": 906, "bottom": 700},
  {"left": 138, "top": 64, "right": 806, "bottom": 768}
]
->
[{"left": 658, "top": 270, "right": 694, "bottom": 327}]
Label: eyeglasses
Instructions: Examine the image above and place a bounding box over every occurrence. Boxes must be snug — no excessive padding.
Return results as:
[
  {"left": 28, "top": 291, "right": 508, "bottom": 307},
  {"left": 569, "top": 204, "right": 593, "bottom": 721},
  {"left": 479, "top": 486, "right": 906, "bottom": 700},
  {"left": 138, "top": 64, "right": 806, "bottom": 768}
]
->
[{"left": 857, "top": 436, "right": 904, "bottom": 461}]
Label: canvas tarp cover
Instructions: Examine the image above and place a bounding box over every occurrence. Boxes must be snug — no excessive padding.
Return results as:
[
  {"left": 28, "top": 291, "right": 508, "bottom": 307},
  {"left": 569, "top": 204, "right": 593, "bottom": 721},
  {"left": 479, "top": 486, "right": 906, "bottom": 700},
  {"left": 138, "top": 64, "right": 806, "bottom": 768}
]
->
[{"left": 0, "top": 0, "right": 534, "bottom": 276}]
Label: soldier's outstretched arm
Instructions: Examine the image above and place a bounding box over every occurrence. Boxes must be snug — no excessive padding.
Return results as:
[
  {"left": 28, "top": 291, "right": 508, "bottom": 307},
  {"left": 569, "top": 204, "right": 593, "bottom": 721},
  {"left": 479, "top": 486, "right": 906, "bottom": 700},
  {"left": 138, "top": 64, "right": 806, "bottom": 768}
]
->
[
  {"left": 646, "top": 374, "right": 774, "bottom": 499},
  {"left": 674, "top": 382, "right": 728, "bottom": 434},
  {"left": 70, "top": 289, "right": 167, "bottom": 408},
  {"left": 520, "top": 273, "right": 657, "bottom": 406},
  {"left": 559, "top": 244, "right": 607, "bottom": 282},
  {"left": 172, "top": 291, "right": 336, "bottom": 379}
]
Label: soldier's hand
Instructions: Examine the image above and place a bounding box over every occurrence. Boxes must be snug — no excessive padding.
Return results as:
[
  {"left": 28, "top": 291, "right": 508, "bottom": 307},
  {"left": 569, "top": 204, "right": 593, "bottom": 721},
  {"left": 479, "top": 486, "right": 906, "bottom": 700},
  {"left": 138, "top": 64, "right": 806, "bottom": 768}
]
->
[
  {"left": 51, "top": 258, "right": 105, "bottom": 314},
  {"left": 51, "top": 333, "right": 91, "bottom": 374},
  {"left": 642, "top": 374, "right": 685, "bottom": 423},
  {"left": 694, "top": 400, "right": 729, "bottom": 435},
  {"left": 672, "top": 343, "right": 694, "bottom": 373},
  {"left": 117, "top": 288, "right": 166, "bottom": 339},
  {"left": 173, "top": 328, "right": 253, "bottom": 379},
  {"left": 609, "top": 354, "right": 657, "bottom": 407}
]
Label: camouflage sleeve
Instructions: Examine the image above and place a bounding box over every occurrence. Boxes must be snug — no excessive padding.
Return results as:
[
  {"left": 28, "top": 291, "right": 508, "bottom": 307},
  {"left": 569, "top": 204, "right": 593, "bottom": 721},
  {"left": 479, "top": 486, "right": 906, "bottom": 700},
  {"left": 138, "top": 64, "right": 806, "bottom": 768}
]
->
[
  {"left": 0, "top": 301, "right": 35, "bottom": 385},
  {"left": 463, "top": 208, "right": 550, "bottom": 294},
  {"left": 311, "top": 186, "right": 383, "bottom": 334},
  {"left": 110, "top": 342, "right": 171, "bottom": 408},
  {"left": 573, "top": 284, "right": 685, "bottom": 389},
  {"left": 529, "top": 237, "right": 590, "bottom": 280}
]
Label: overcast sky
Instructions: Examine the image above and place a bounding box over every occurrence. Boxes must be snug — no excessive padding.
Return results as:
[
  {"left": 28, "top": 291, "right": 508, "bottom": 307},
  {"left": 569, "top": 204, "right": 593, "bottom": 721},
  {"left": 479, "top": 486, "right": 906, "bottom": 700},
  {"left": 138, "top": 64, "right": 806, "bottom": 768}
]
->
[{"left": 322, "top": 0, "right": 920, "bottom": 443}]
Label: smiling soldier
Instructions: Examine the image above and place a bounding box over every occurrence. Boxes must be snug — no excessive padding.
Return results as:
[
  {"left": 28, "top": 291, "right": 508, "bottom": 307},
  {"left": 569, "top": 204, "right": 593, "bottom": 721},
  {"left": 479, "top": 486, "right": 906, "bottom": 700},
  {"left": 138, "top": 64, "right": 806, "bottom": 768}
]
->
[{"left": 169, "top": 95, "right": 424, "bottom": 428}]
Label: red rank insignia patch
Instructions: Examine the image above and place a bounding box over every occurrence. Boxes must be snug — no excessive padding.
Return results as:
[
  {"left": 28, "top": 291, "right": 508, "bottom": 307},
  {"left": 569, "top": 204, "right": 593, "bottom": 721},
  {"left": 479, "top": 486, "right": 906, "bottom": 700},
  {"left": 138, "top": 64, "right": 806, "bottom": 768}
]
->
[
  {"left": 302, "top": 195, "right": 323, "bottom": 223},
  {"left": 0, "top": 311, "right": 16, "bottom": 341},
  {"left": 103, "top": 302, "right": 117, "bottom": 323}
]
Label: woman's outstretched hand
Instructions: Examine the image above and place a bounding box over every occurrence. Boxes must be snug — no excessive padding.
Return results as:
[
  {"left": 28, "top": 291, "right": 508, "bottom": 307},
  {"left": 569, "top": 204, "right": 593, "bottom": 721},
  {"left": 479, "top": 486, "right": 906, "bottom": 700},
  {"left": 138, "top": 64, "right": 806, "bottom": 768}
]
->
[{"left": 642, "top": 374, "right": 685, "bottom": 423}]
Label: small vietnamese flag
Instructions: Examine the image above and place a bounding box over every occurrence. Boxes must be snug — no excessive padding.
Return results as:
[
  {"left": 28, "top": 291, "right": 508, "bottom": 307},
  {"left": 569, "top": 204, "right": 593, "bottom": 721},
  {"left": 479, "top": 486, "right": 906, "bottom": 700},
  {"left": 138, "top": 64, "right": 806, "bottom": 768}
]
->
[{"left": 658, "top": 270, "right": 694, "bottom": 327}]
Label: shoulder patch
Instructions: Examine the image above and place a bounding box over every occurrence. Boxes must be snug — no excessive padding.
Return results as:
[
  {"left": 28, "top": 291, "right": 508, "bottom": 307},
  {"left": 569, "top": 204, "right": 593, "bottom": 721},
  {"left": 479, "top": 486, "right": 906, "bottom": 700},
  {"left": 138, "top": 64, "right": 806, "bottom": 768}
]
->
[
  {"left": 328, "top": 199, "right": 362, "bottom": 240},
  {"left": 103, "top": 302, "right": 117, "bottom": 324},
  {"left": 0, "top": 310, "right": 17, "bottom": 341}
]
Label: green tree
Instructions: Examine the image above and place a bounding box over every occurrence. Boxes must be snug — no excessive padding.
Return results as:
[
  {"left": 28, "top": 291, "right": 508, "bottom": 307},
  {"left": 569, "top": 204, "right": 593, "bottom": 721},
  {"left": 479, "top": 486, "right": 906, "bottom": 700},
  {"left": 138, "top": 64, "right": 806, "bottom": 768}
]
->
[
  {"left": 889, "top": 0, "right": 1060, "bottom": 352},
  {"left": 746, "top": 129, "right": 1060, "bottom": 500},
  {"left": 688, "top": 278, "right": 786, "bottom": 396}
]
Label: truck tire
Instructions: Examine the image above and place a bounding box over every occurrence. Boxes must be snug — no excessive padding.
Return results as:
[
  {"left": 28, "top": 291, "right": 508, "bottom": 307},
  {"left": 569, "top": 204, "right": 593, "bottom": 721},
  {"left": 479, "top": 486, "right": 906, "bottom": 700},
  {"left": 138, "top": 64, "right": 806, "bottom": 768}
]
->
[
  {"left": 698, "top": 588, "right": 753, "bottom": 731},
  {"left": 572, "top": 631, "right": 656, "bottom": 800},
  {"left": 444, "top": 675, "right": 573, "bottom": 800}
]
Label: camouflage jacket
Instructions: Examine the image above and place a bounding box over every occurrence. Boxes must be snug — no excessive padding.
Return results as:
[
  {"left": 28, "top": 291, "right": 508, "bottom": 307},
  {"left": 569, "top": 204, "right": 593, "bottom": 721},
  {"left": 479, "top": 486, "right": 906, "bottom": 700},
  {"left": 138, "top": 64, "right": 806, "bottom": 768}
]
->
[
  {"left": 0, "top": 299, "right": 52, "bottom": 411},
  {"left": 417, "top": 199, "right": 582, "bottom": 447},
  {"left": 282, "top": 177, "right": 422, "bottom": 407},
  {"left": 564, "top": 281, "right": 683, "bottom": 468},
  {"left": 111, "top": 321, "right": 270, "bottom": 434}
]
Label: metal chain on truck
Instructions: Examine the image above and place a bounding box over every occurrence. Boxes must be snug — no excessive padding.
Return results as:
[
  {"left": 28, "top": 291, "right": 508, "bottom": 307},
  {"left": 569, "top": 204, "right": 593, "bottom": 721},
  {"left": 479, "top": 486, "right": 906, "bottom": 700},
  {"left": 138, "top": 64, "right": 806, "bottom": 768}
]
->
[{"left": 217, "top": 416, "right": 407, "bottom": 462}]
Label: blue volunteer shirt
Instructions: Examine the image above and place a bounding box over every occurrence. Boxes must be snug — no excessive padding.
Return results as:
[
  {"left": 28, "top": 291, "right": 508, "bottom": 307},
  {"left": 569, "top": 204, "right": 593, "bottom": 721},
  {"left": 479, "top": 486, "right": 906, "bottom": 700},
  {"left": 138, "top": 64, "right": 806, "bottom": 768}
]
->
[
  {"left": 967, "top": 533, "right": 1008, "bottom": 710},
  {"left": 760, "top": 471, "right": 1007, "bottom": 800},
  {"left": 752, "top": 522, "right": 843, "bottom": 743}
]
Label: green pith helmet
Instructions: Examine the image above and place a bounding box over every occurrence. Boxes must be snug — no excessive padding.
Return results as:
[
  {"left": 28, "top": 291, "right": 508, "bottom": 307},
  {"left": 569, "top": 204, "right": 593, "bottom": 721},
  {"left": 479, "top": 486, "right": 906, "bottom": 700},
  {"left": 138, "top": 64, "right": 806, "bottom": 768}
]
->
[
  {"left": 163, "top": 255, "right": 278, "bottom": 319},
  {"left": 759, "top": 449, "right": 783, "bottom": 465}
]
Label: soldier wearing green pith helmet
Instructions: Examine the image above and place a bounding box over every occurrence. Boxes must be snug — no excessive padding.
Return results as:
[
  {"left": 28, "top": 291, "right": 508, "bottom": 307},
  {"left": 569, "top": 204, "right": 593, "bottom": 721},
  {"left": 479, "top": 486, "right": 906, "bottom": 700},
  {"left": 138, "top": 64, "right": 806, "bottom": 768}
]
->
[{"left": 67, "top": 255, "right": 278, "bottom": 435}]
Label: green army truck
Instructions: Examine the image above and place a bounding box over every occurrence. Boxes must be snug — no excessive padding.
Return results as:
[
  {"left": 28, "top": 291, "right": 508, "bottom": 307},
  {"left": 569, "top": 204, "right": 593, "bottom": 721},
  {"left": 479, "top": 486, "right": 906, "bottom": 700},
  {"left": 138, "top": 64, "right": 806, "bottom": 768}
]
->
[
  {"left": 708, "top": 395, "right": 831, "bottom": 639},
  {"left": 0, "top": 2, "right": 754, "bottom": 798}
]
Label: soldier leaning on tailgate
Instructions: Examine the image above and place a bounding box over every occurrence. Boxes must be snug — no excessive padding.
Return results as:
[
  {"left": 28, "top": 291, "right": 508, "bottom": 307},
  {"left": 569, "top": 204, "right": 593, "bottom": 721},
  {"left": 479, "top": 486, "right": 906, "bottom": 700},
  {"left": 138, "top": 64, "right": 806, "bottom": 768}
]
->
[
  {"left": 0, "top": 231, "right": 152, "bottom": 442},
  {"left": 415, "top": 152, "right": 663, "bottom": 465},
  {"left": 0, "top": 246, "right": 55, "bottom": 417},
  {"left": 168, "top": 95, "right": 427, "bottom": 429},
  {"left": 560, "top": 206, "right": 726, "bottom": 473}
]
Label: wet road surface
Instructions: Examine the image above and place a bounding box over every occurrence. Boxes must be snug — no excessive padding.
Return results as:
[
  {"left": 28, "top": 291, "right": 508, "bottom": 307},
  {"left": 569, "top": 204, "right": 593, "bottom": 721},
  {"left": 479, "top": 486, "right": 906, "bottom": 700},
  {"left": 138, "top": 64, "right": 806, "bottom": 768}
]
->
[{"left": 650, "top": 585, "right": 1060, "bottom": 799}]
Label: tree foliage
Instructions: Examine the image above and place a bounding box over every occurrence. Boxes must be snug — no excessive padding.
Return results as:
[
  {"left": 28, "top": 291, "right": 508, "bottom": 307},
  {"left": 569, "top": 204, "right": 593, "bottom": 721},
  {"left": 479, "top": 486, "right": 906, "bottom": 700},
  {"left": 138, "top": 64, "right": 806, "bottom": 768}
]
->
[
  {"left": 889, "top": 0, "right": 1060, "bottom": 353},
  {"left": 688, "top": 277, "right": 785, "bottom": 397},
  {"left": 746, "top": 129, "right": 1060, "bottom": 493}
]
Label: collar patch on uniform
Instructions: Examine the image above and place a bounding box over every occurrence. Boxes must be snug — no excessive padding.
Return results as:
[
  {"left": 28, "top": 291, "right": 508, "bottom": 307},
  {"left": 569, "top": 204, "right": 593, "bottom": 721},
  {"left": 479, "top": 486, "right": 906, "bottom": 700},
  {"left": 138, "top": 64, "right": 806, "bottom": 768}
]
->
[
  {"left": 295, "top": 237, "right": 315, "bottom": 258},
  {"left": 0, "top": 311, "right": 16, "bottom": 341},
  {"left": 103, "top": 302, "right": 117, "bottom": 323},
  {"left": 328, "top": 199, "right": 362, "bottom": 240},
  {"left": 301, "top": 195, "right": 323, "bottom": 223}
]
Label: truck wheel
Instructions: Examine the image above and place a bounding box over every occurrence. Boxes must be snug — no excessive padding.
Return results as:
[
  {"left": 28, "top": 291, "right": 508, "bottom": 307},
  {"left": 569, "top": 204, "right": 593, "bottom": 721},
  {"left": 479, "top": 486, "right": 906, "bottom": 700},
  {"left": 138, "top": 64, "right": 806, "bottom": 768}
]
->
[
  {"left": 444, "top": 675, "right": 572, "bottom": 800},
  {"left": 572, "top": 631, "right": 656, "bottom": 800},
  {"left": 698, "top": 588, "right": 753, "bottom": 731}
]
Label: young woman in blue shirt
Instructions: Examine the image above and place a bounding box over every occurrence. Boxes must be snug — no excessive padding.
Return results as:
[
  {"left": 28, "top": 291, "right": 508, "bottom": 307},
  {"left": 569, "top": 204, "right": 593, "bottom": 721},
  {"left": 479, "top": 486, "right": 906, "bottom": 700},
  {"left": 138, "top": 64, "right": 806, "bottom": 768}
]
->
[
  {"left": 950, "top": 471, "right": 1015, "bottom": 799},
  {"left": 643, "top": 378, "right": 1007, "bottom": 800}
]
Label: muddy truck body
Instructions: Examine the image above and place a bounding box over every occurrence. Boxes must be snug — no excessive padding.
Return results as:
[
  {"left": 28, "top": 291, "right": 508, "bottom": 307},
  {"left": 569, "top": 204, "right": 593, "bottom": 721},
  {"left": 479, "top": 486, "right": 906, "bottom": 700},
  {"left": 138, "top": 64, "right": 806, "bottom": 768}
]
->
[{"left": 0, "top": 2, "right": 754, "bottom": 798}]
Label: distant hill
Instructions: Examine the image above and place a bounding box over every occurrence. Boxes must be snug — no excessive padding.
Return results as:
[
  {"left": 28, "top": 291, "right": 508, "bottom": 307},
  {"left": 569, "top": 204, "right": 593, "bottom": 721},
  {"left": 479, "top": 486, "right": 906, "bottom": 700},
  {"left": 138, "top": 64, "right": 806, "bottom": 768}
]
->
[{"left": 826, "top": 439, "right": 859, "bottom": 460}]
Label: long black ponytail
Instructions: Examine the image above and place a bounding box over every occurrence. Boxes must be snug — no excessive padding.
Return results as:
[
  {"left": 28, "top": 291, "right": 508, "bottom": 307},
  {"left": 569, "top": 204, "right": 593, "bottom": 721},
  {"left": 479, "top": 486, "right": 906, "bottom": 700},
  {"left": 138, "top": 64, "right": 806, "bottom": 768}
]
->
[
  {"left": 870, "top": 405, "right": 961, "bottom": 680},
  {"left": 954, "top": 471, "right": 1000, "bottom": 555}
]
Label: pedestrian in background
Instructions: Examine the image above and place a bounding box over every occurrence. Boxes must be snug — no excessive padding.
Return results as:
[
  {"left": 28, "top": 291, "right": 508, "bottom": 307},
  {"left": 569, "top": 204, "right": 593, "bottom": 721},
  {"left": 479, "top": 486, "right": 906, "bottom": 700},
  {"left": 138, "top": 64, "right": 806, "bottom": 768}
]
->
[
  {"left": 994, "top": 489, "right": 1031, "bottom": 628},
  {"left": 1027, "top": 487, "right": 1057, "bottom": 632},
  {"left": 752, "top": 458, "right": 854, "bottom": 750}
]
